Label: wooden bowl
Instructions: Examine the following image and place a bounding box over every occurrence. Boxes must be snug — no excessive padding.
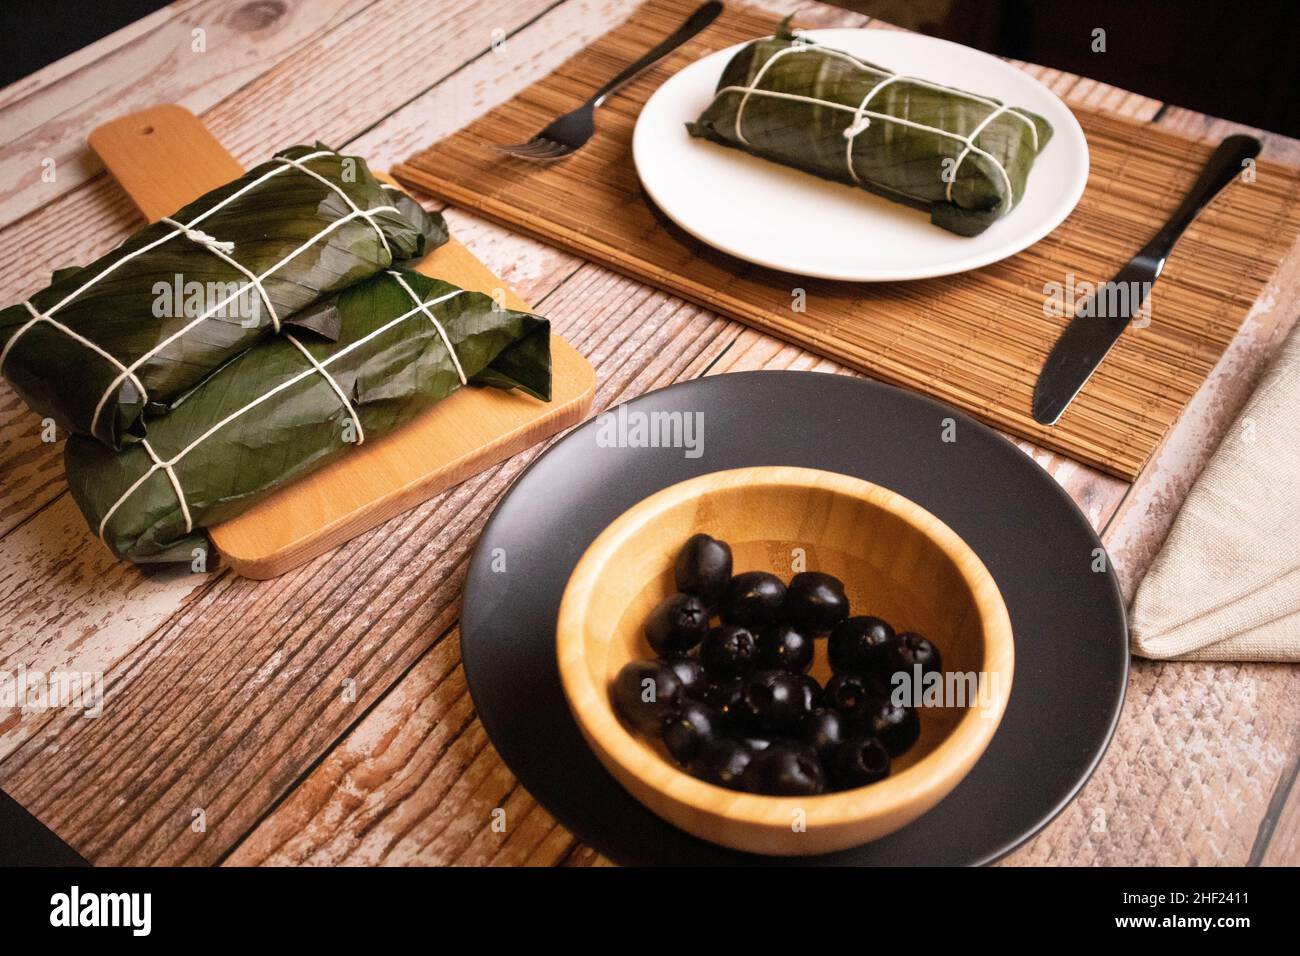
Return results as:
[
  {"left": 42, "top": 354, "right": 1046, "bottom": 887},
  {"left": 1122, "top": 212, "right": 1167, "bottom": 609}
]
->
[{"left": 556, "top": 466, "right": 1014, "bottom": 856}]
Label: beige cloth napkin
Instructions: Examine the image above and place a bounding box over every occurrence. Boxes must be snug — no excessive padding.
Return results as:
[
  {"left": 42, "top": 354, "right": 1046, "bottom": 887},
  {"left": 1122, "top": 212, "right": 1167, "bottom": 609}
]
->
[{"left": 1129, "top": 322, "right": 1300, "bottom": 661}]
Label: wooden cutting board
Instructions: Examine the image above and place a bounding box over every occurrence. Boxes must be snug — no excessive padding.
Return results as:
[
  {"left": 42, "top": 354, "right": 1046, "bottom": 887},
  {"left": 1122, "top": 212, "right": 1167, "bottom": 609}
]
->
[{"left": 88, "top": 105, "right": 596, "bottom": 578}]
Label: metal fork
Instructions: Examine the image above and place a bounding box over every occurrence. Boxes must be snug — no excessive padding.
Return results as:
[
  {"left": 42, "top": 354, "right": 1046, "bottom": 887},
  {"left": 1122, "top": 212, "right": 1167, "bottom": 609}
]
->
[{"left": 499, "top": 0, "right": 724, "bottom": 161}]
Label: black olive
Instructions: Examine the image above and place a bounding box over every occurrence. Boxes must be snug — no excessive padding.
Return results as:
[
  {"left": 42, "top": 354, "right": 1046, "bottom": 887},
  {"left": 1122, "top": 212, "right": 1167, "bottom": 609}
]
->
[
  {"left": 799, "top": 708, "right": 848, "bottom": 757},
  {"left": 645, "top": 592, "right": 709, "bottom": 655},
  {"left": 854, "top": 694, "right": 921, "bottom": 757},
  {"left": 783, "top": 571, "right": 849, "bottom": 633},
  {"left": 662, "top": 700, "right": 723, "bottom": 765},
  {"left": 794, "top": 673, "right": 823, "bottom": 712},
  {"left": 824, "top": 671, "right": 882, "bottom": 715},
  {"left": 721, "top": 571, "right": 787, "bottom": 628},
  {"left": 827, "top": 615, "right": 898, "bottom": 677},
  {"left": 700, "top": 624, "right": 757, "bottom": 679},
  {"left": 660, "top": 654, "right": 708, "bottom": 700},
  {"left": 674, "top": 534, "right": 733, "bottom": 607},
  {"left": 755, "top": 623, "right": 814, "bottom": 673},
  {"left": 743, "top": 741, "right": 826, "bottom": 796},
  {"left": 702, "top": 676, "right": 746, "bottom": 727},
  {"left": 612, "top": 660, "right": 682, "bottom": 733},
  {"left": 689, "top": 737, "right": 754, "bottom": 790},
  {"left": 829, "top": 736, "right": 891, "bottom": 789},
  {"left": 737, "top": 669, "right": 814, "bottom": 735},
  {"left": 894, "top": 631, "right": 942, "bottom": 678}
]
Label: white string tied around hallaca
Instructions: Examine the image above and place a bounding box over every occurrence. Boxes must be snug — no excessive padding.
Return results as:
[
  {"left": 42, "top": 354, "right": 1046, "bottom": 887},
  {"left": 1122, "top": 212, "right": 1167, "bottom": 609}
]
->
[
  {"left": 714, "top": 35, "right": 1038, "bottom": 210},
  {"left": 96, "top": 287, "right": 469, "bottom": 544}
]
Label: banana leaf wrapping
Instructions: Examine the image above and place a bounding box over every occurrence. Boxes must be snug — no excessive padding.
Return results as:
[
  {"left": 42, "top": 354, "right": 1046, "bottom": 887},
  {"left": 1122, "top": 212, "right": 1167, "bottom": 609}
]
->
[
  {"left": 686, "top": 22, "right": 1054, "bottom": 236},
  {"left": 65, "top": 269, "right": 551, "bottom": 564},
  {"left": 0, "top": 145, "right": 448, "bottom": 449}
]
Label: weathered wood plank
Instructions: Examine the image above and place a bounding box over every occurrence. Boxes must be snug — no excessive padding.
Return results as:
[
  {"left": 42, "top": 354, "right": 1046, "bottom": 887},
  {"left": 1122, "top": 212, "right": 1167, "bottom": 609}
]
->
[
  {"left": 346, "top": 0, "right": 644, "bottom": 171},
  {"left": 0, "top": 496, "right": 218, "bottom": 760},
  {"left": 199, "top": 0, "right": 566, "bottom": 167},
  {"left": 0, "top": 0, "right": 375, "bottom": 230},
  {"left": 1004, "top": 660, "right": 1300, "bottom": 865},
  {"left": 226, "top": 634, "right": 581, "bottom": 866},
  {"left": 1258, "top": 740, "right": 1300, "bottom": 866}
]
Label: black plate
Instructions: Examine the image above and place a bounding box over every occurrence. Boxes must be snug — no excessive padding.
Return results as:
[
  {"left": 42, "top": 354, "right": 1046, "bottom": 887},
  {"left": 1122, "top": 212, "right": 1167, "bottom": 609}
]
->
[{"left": 461, "top": 371, "right": 1128, "bottom": 865}]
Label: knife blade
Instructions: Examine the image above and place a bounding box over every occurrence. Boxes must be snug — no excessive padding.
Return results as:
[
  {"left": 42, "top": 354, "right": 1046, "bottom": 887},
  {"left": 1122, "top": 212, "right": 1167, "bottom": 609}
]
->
[{"left": 1032, "top": 133, "right": 1262, "bottom": 426}]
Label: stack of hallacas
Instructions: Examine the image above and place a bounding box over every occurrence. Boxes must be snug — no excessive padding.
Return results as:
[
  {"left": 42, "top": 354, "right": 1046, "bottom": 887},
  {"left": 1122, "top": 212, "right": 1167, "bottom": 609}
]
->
[{"left": 0, "top": 145, "right": 552, "bottom": 564}]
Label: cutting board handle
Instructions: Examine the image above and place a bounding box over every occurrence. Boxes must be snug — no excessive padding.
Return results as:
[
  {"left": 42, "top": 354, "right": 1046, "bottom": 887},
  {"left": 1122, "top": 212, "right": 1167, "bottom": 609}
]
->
[{"left": 89, "top": 105, "right": 244, "bottom": 222}]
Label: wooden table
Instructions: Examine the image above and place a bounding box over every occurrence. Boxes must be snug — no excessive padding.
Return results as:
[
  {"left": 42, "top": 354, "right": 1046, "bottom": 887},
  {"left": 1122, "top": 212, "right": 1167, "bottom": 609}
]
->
[{"left": 1, "top": 0, "right": 1297, "bottom": 867}]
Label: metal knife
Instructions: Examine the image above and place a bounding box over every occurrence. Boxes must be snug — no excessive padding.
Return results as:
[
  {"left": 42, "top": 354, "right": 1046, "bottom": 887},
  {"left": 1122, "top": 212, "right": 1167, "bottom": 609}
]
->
[{"left": 1031, "top": 133, "right": 1262, "bottom": 426}]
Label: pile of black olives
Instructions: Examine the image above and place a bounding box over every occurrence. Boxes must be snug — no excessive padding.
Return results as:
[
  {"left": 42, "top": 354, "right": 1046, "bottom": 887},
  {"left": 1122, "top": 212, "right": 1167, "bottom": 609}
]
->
[{"left": 611, "top": 533, "right": 943, "bottom": 797}]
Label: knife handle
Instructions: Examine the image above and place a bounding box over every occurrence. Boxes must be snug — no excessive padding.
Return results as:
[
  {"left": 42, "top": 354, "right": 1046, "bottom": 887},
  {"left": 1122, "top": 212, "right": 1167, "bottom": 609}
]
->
[{"left": 1142, "top": 134, "right": 1261, "bottom": 276}]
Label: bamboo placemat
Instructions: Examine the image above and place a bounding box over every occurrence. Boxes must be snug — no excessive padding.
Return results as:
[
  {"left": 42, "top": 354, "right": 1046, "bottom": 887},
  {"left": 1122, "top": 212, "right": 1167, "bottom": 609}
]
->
[{"left": 395, "top": 0, "right": 1300, "bottom": 479}]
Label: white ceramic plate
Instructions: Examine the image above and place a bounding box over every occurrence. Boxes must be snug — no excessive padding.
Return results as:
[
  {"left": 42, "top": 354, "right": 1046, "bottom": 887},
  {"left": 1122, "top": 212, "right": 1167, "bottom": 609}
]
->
[{"left": 632, "top": 29, "right": 1089, "bottom": 281}]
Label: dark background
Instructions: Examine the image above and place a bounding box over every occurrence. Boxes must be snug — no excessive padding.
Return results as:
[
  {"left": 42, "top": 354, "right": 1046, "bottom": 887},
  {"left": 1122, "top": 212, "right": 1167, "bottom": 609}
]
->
[
  {"left": 0, "top": 0, "right": 174, "bottom": 88},
  {"left": 0, "top": 1, "right": 1298, "bottom": 134},
  {"left": 840, "top": 0, "right": 1300, "bottom": 138}
]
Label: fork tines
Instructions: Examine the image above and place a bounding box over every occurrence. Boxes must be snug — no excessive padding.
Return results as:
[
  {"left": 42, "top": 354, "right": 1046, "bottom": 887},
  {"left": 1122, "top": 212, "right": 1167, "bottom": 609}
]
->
[{"left": 498, "top": 135, "right": 575, "bottom": 161}]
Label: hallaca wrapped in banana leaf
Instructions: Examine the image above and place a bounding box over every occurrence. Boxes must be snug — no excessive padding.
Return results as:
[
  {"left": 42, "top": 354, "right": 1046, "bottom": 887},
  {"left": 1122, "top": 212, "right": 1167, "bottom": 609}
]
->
[
  {"left": 0, "top": 145, "right": 448, "bottom": 449},
  {"left": 686, "top": 21, "right": 1053, "bottom": 236},
  {"left": 65, "top": 269, "right": 551, "bottom": 564}
]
